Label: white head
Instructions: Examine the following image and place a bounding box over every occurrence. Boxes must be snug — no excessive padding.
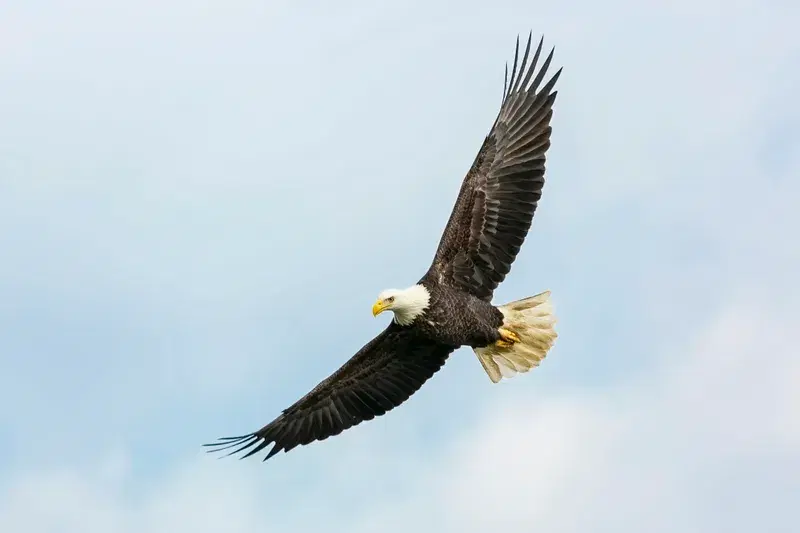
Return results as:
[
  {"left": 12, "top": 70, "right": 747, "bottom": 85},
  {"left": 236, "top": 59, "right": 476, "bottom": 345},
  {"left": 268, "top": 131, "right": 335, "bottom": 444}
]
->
[{"left": 372, "top": 284, "right": 431, "bottom": 326}]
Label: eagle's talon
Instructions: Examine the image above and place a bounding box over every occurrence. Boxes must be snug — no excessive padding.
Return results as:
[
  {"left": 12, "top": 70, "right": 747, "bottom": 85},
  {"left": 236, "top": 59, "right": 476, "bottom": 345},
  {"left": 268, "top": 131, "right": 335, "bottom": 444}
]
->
[
  {"left": 498, "top": 328, "right": 521, "bottom": 345},
  {"left": 496, "top": 339, "right": 514, "bottom": 349}
]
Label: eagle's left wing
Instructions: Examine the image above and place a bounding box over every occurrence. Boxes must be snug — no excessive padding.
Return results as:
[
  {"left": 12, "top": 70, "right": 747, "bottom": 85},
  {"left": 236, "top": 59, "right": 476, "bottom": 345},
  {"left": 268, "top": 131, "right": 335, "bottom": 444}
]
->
[
  {"left": 424, "top": 33, "right": 561, "bottom": 301},
  {"left": 204, "top": 323, "right": 454, "bottom": 462}
]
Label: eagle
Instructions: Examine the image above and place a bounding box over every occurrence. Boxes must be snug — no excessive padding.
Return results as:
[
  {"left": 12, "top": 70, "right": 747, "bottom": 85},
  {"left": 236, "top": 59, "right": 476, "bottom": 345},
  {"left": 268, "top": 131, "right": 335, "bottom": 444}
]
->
[{"left": 205, "top": 32, "right": 562, "bottom": 462}]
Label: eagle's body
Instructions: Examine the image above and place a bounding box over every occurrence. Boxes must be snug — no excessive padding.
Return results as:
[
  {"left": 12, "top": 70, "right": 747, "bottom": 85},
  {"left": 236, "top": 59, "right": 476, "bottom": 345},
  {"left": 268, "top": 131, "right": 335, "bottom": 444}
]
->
[
  {"left": 414, "top": 280, "right": 504, "bottom": 348},
  {"left": 206, "top": 32, "right": 562, "bottom": 463}
]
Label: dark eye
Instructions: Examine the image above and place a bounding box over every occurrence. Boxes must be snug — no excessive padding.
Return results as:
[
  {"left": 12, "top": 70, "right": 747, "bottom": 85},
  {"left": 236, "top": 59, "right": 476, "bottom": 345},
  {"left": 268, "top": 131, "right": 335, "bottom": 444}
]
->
[{"left": 387, "top": 296, "right": 395, "bottom": 302}]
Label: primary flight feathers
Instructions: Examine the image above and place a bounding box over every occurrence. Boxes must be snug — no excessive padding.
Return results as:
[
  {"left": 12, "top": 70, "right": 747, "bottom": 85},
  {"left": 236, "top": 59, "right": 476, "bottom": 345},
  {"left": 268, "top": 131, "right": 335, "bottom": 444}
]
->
[{"left": 205, "top": 32, "right": 561, "bottom": 463}]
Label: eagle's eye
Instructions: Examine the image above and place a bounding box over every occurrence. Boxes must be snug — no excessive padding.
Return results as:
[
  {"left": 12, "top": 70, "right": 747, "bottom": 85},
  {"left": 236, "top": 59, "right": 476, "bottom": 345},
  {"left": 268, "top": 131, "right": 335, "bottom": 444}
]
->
[{"left": 386, "top": 296, "right": 395, "bottom": 303}]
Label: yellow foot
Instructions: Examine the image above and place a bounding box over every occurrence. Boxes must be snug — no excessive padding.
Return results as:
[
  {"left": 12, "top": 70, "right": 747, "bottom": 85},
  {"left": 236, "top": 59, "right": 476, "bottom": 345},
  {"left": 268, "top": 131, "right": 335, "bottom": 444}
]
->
[{"left": 496, "top": 328, "right": 520, "bottom": 348}]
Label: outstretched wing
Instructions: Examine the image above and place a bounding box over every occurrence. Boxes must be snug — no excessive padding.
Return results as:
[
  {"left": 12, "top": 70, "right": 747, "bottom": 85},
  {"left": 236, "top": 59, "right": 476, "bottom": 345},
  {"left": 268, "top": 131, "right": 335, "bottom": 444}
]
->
[
  {"left": 424, "top": 33, "right": 561, "bottom": 301},
  {"left": 204, "top": 324, "right": 454, "bottom": 462}
]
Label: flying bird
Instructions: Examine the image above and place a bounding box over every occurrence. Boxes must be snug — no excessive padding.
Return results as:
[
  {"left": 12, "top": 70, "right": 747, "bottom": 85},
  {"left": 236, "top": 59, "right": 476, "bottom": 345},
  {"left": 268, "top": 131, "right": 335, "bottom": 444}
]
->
[{"left": 205, "top": 32, "right": 562, "bottom": 462}]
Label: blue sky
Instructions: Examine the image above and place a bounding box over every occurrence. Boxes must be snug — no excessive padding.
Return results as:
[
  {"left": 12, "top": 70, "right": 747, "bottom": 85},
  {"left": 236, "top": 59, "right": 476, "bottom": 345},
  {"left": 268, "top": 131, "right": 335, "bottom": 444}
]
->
[{"left": 1, "top": 1, "right": 798, "bottom": 531}]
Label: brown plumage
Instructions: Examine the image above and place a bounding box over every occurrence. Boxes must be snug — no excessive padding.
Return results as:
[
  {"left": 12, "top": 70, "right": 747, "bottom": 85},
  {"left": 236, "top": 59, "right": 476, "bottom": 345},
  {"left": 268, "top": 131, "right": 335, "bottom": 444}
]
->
[
  {"left": 427, "top": 33, "right": 561, "bottom": 301},
  {"left": 204, "top": 32, "right": 561, "bottom": 463},
  {"left": 208, "top": 324, "right": 455, "bottom": 461}
]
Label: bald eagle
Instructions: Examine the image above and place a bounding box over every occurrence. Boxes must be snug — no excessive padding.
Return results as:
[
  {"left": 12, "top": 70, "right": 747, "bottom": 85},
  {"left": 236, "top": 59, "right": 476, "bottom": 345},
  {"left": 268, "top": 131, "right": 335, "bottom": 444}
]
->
[{"left": 205, "top": 32, "right": 561, "bottom": 462}]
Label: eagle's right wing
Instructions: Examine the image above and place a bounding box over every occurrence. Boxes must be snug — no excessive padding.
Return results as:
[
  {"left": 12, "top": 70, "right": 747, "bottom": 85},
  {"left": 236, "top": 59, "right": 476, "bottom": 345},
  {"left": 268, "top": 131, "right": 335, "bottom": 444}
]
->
[{"left": 204, "top": 324, "right": 454, "bottom": 462}]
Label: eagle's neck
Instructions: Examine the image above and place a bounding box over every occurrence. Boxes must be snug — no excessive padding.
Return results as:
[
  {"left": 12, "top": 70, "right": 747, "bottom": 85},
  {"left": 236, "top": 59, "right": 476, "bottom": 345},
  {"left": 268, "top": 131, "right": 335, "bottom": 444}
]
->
[{"left": 393, "top": 284, "right": 431, "bottom": 326}]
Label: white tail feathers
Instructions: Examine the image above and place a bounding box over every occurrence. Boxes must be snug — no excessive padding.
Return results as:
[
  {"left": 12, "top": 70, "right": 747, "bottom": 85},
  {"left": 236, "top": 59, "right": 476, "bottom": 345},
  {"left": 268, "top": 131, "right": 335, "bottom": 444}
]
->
[{"left": 473, "top": 291, "right": 558, "bottom": 384}]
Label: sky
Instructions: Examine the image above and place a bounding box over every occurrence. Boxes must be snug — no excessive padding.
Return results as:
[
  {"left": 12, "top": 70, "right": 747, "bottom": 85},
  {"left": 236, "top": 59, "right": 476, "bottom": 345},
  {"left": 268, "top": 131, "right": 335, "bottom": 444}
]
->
[{"left": 1, "top": 0, "right": 798, "bottom": 531}]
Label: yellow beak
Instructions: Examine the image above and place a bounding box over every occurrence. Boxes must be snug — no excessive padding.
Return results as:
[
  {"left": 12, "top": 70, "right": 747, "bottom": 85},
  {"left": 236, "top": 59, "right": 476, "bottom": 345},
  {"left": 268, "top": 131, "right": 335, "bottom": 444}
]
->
[{"left": 372, "top": 300, "right": 388, "bottom": 317}]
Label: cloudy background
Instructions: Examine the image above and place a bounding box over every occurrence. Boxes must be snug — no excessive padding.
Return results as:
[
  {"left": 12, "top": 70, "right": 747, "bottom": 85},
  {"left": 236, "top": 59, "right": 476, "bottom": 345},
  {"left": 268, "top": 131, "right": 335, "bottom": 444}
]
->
[{"left": 1, "top": 0, "right": 798, "bottom": 531}]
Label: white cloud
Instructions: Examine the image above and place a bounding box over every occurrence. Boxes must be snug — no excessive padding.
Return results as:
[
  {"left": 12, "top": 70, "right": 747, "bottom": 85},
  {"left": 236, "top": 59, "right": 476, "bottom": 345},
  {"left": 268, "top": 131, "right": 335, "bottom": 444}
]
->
[
  {"left": 1, "top": 0, "right": 798, "bottom": 531},
  {"left": 0, "top": 458, "right": 265, "bottom": 533},
  {"left": 347, "top": 298, "right": 799, "bottom": 533},
  {"left": 2, "top": 298, "right": 796, "bottom": 532}
]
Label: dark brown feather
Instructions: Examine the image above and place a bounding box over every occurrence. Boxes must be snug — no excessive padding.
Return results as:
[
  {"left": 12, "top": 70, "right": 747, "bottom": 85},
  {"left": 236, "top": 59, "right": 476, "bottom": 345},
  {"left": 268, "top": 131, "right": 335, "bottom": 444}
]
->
[
  {"left": 425, "top": 33, "right": 561, "bottom": 300},
  {"left": 203, "top": 323, "right": 454, "bottom": 462}
]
